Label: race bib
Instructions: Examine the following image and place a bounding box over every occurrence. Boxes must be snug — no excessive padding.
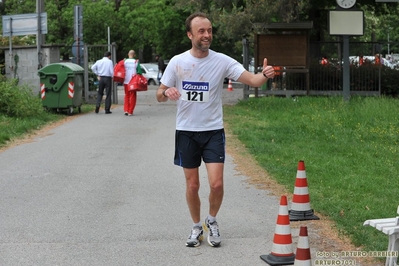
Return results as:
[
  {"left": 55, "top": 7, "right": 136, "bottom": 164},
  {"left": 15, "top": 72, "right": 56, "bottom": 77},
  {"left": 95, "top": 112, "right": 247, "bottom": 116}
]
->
[{"left": 181, "top": 81, "right": 210, "bottom": 102}]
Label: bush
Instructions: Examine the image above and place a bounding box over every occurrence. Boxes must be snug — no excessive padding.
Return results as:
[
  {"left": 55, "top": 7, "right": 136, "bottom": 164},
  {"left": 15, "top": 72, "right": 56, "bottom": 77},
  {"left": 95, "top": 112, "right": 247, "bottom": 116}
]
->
[
  {"left": 0, "top": 78, "right": 45, "bottom": 118},
  {"left": 381, "top": 66, "right": 399, "bottom": 97}
]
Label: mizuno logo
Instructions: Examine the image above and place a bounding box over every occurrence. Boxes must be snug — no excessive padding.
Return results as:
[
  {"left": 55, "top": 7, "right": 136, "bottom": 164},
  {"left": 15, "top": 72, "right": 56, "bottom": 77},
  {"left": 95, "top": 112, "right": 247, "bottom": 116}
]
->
[{"left": 182, "top": 81, "right": 209, "bottom": 91}]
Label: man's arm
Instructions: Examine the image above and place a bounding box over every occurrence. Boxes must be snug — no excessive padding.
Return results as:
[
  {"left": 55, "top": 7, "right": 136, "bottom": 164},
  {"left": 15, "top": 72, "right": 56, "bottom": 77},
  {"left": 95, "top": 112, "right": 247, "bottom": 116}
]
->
[
  {"left": 156, "top": 84, "right": 181, "bottom": 102},
  {"left": 237, "top": 71, "right": 269, "bottom": 88},
  {"left": 237, "top": 58, "right": 274, "bottom": 88},
  {"left": 156, "top": 84, "right": 170, "bottom": 102},
  {"left": 109, "top": 61, "right": 114, "bottom": 77},
  {"left": 91, "top": 62, "right": 98, "bottom": 75}
]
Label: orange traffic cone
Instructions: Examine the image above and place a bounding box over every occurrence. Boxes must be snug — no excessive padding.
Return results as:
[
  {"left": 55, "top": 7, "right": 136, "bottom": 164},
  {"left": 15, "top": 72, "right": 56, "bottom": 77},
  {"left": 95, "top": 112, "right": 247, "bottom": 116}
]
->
[
  {"left": 289, "top": 161, "right": 319, "bottom": 221},
  {"left": 227, "top": 79, "right": 233, "bottom": 91},
  {"left": 293, "top": 226, "right": 312, "bottom": 266},
  {"left": 260, "top": 195, "right": 295, "bottom": 265}
]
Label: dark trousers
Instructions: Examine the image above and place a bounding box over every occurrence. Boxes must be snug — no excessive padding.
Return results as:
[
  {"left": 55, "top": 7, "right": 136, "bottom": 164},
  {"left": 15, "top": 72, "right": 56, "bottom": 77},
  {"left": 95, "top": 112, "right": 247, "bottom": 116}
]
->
[{"left": 96, "top": 76, "right": 112, "bottom": 111}]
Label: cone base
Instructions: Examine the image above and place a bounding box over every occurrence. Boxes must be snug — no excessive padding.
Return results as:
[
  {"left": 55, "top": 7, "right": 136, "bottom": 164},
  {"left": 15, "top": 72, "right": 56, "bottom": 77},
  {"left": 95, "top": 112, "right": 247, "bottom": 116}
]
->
[
  {"left": 260, "top": 253, "right": 295, "bottom": 265},
  {"left": 289, "top": 209, "right": 320, "bottom": 221}
]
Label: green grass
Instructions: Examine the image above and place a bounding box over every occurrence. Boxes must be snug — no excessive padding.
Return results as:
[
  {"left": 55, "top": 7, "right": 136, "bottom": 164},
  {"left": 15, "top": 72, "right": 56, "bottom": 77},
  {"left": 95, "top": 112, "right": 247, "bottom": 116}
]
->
[
  {"left": 0, "top": 76, "right": 95, "bottom": 149},
  {"left": 0, "top": 104, "right": 95, "bottom": 150},
  {"left": 224, "top": 96, "right": 399, "bottom": 253}
]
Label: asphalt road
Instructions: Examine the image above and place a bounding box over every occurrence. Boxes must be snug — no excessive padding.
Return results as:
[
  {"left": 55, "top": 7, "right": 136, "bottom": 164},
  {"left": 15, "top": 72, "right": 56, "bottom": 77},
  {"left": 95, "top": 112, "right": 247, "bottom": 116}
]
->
[{"left": 0, "top": 85, "right": 303, "bottom": 265}]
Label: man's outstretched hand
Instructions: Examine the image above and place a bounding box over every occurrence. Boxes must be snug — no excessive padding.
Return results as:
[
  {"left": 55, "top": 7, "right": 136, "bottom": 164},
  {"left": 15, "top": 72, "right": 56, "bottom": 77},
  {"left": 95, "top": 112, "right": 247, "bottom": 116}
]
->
[{"left": 262, "top": 58, "right": 275, "bottom": 79}]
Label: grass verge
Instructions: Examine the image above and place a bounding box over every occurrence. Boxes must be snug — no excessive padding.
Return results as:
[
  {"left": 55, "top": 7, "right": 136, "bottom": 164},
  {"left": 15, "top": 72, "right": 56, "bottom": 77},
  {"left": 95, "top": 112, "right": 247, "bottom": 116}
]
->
[
  {"left": 223, "top": 96, "right": 399, "bottom": 253},
  {"left": 0, "top": 104, "right": 94, "bottom": 150}
]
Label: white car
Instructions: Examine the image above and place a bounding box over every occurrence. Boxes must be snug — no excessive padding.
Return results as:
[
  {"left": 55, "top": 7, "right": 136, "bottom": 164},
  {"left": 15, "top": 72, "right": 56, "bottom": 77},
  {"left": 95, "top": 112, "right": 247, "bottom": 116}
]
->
[{"left": 141, "top": 63, "right": 159, "bottom": 85}]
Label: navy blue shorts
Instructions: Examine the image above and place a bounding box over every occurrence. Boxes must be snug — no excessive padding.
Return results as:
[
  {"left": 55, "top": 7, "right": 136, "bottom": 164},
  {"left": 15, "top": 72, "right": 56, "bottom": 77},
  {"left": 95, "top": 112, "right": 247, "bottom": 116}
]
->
[{"left": 174, "top": 129, "right": 225, "bottom": 168}]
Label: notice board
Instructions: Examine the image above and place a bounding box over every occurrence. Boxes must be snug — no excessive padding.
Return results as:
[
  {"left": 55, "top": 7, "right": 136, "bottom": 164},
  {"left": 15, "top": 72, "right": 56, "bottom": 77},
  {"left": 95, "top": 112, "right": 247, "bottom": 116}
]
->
[{"left": 255, "top": 34, "right": 308, "bottom": 68}]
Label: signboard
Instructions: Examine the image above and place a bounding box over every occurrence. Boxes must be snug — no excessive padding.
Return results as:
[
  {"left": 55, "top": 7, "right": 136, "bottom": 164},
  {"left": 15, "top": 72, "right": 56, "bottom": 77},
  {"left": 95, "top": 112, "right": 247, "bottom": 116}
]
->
[
  {"left": 72, "top": 40, "right": 85, "bottom": 58},
  {"left": 74, "top": 5, "right": 83, "bottom": 40},
  {"left": 2, "top": 13, "right": 47, "bottom": 36},
  {"left": 329, "top": 10, "right": 364, "bottom": 36},
  {"left": 255, "top": 34, "right": 308, "bottom": 67}
]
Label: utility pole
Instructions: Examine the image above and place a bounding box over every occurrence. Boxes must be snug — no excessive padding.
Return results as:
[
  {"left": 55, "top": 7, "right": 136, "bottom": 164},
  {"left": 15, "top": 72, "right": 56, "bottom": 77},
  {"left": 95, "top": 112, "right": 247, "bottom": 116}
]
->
[{"left": 36, "top": 0, "right": 44, "bottom": 69}]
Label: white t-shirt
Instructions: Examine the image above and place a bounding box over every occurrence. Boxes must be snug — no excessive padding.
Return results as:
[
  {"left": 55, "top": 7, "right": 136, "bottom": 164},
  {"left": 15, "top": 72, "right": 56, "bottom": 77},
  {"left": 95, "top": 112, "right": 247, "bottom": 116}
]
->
[
  {"left": 161, "top": 50, "right": 245, "bottom": 131},
  {"left": 124, "top": 58, "right": 138, "bottom": 84}
]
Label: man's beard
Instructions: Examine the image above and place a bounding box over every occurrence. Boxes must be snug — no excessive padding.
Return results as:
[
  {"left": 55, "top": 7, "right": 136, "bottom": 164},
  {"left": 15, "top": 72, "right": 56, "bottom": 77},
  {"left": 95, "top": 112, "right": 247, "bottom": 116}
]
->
[{"left": 194, "top": 38, "right": 212, "bottom": 52}]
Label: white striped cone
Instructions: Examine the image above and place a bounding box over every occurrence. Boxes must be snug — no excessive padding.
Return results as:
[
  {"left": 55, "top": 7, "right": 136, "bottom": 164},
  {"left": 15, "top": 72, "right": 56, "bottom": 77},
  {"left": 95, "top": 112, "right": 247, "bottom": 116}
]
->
[
  {"left": 68, "top": 82, "right": 74, "bottom": 98},
  {"left": 227, "top": 79, "right": 233, "bottom": 91},
  {"left": 291, "top": 160, "right": 310, "bottom": 211},
  {"left": 289, "top": 160, "right": 319, "bottom": 221},
  {"left": 260, "top": 195, "right": 295, "bottom": 265},
  {"left": 293, "top": 226, "right": 311, "bottom": 266},
  {"left": 40, "top": 83, "right": 46, "bottom": 99}
]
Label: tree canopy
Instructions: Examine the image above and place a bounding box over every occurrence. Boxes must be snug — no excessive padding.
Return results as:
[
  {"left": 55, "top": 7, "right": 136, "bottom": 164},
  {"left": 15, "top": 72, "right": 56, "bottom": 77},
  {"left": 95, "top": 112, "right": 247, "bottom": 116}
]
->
[{"left": 0, "top": 0, "right": 398, "bottom": 62}]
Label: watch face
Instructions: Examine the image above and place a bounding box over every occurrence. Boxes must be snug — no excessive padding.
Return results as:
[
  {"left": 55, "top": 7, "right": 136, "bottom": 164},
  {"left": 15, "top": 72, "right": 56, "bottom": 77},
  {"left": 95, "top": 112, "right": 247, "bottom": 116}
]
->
[{"left": 336, "top": 0, "right": 356, "bottom": 9}]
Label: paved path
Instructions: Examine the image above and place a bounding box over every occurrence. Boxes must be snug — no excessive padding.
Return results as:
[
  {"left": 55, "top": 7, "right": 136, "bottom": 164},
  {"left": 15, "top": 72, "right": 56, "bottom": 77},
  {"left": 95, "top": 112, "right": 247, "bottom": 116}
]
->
[{"left": 0, "top": 85, "right": 317, "bottom": 265}]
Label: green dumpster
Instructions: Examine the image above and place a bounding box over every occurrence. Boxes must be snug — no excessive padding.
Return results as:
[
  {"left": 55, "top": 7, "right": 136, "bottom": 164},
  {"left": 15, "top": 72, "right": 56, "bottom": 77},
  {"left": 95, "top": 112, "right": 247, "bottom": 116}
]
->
[
  {"left": 261, "top": 81, "right": 268, "bottom": 90},
  {"left": 38, "top": 62, "right": 84, "bottom": 115}
]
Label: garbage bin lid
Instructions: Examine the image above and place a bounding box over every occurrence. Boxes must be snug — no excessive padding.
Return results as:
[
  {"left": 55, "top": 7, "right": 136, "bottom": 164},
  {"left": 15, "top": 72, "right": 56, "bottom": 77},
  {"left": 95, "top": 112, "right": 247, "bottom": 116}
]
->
[{"left": 38, "top": 62, "right": 84, "bottom": 75}]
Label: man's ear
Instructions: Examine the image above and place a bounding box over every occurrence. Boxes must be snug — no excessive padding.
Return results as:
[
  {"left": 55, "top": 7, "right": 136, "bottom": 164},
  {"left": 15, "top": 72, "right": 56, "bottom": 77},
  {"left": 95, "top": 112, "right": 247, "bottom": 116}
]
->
[{"left": 187, "top": 32, "right": 192, "bottom": 40}]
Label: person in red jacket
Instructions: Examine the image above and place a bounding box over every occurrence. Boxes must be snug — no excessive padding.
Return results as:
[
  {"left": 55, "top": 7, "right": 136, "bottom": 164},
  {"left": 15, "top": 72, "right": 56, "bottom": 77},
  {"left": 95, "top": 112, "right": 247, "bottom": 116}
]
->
[
  {"left": 359, "top": 55, "right": 364, "bottom": 66},
  {"left": 123, "top": 50, "right": 142, "bottom": 116},
  {"left": 321, "top": 56, "right": 329, "bottom": 66},
  {"left": 374, "top": 53, "right": 381, "bottom": 65}
]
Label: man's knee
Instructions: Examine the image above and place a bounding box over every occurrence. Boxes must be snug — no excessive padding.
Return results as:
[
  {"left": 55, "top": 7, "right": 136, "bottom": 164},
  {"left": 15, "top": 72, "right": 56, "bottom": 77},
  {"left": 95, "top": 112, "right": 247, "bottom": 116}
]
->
[
  {"left": 187, "top": 181, "right": 200, "bottom": 193},
  {"left": 209, "top": 179, "right": 223, "bottom": 193}
]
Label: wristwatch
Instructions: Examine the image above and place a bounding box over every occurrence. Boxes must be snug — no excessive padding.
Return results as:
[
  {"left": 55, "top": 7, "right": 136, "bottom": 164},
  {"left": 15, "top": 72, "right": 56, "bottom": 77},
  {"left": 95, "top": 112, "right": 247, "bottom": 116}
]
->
[{"left": 162, "top": 89, "right": 168, "bottom": 97}]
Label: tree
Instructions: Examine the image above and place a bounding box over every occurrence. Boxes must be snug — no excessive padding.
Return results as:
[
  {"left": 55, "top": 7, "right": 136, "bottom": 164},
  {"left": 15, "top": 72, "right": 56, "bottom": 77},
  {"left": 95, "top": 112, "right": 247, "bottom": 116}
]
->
[{"left": 0, "top": 0, "right": 398, "bottom": 63}]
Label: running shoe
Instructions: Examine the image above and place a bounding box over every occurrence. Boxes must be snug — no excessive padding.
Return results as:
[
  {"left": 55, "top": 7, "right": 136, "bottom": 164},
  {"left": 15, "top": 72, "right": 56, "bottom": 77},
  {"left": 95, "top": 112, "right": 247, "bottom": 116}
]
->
[
  {"left": 203, "top": 218, "right": 221, "bottom": 247},
  {"left": 186, "top": 225, "right": 203, "bottom": 247}
]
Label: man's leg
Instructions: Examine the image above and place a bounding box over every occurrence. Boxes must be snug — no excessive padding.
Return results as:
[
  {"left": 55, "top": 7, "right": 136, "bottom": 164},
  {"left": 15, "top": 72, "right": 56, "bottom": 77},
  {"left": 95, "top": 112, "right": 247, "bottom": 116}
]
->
[
  {"left": 205, "top": 162, "right": 224, "bottom": 217},
  {"left": 201, "top": 128, "right": 225, "bottom": 247},
  {"left": 183, "top": 167, "right": 205, "bottom": 247},
  {"left": 123, "top": 84, "right": 129, "bottom": 114},
  {"left": 104, "top": 78, "right": 112, "bottom": 112},
  {"left": 157, "top": 72, "right": 162, "bottom": 84},
  {"left": 203, "top": 162, "right": 224, "bottom": 247},
  {"left": 183, "top": 167, "right": 201, "bottom": 223},
  {"left": 96, "top": 79, "right": 105, "bottom": 112},
  {"left": 129, "top": 91, "right": 137, "bottom": 115}
]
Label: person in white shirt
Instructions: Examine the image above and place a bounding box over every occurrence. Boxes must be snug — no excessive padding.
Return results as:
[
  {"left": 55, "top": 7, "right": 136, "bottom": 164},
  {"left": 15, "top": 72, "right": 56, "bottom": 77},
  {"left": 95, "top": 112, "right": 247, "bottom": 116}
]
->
[
  {"left": 91, "top": 51, "right": 114, "bottom": 114},
  {"left": 156, "top": 12, "right": 275, "bottom": 248}
]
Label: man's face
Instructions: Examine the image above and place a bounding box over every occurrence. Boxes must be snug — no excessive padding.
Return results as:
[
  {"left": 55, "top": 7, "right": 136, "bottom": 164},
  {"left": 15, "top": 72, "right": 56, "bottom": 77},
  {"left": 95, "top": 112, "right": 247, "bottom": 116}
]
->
[{"left": 187, "top": 17, "right": 212, "bottom": 52}]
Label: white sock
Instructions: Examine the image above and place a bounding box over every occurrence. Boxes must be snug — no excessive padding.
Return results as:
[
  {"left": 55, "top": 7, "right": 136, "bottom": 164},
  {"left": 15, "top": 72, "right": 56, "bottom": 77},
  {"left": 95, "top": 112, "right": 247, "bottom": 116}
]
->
[
  {"left": 207, "top": 215, "right": 216, "bottom": 223},
  {"left": 193, "top": 222, "right": 202, "bottom": 228}
]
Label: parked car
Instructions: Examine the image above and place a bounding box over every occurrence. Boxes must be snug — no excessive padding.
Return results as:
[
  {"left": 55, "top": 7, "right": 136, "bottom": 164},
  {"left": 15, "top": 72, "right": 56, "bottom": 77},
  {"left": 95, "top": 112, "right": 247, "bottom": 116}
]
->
[{"left": 141, "top": 63, "right": 159, "bottom": 85}]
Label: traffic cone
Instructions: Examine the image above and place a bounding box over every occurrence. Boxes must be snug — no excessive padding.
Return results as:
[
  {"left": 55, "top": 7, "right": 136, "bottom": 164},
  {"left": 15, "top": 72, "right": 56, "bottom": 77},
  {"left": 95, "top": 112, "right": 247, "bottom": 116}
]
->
[
  {"left": 227, "top": 79, "right": 233, "bottom": 91},
  {"left": 260, "top": 195, "right": 295, "bottom": 265},
  {"left": 293, "top": 226, "right": 311, "bottom": 266},
  {"left": 289, "top": 160, "right": 319, "bottom": 221}
]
